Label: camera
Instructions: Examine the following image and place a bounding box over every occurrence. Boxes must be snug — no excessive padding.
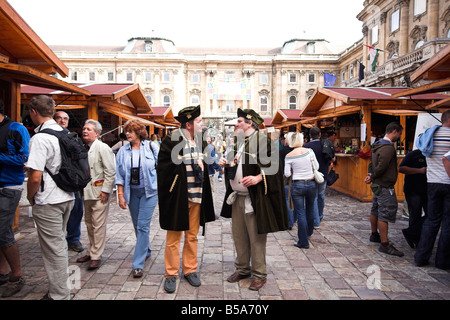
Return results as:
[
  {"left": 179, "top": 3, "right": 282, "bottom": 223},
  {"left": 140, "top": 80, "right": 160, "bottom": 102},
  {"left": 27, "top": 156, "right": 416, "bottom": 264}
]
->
[{"left": 130, "top": 167, "right": 140, "bottom": 185}]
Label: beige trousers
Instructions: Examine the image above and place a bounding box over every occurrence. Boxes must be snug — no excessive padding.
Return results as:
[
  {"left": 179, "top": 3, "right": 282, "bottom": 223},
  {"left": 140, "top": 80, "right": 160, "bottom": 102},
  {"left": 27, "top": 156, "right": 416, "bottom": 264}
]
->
[
  {"left": 231, "top": 195, "right": 267, "bottom": 279},
  {"left": 84, "top": 199, "right": 109, "bottom": 260},
  {"left": 32, "top": 200, "right": 74, "bottom": 300}
]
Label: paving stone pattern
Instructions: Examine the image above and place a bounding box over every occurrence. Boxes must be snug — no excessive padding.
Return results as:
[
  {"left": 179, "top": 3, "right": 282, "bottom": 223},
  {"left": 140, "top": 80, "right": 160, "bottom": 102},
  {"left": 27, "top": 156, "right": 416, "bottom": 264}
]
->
[{"left": 2, "top": 177, "right": 449, "bottom": 300}]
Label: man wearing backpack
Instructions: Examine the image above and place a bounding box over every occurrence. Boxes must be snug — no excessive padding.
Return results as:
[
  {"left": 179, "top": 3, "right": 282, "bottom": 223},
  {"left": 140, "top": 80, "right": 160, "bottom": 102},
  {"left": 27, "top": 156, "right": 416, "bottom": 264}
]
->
[{"left": 25, "top": 95, "right": 75, "bottom": 300}]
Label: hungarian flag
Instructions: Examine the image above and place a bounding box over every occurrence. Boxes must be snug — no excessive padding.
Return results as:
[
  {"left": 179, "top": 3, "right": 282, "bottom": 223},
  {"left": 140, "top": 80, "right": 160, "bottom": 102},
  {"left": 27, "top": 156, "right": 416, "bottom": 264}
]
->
[{"left": 365, "top": 45, "right": 382, "bottom": 72}]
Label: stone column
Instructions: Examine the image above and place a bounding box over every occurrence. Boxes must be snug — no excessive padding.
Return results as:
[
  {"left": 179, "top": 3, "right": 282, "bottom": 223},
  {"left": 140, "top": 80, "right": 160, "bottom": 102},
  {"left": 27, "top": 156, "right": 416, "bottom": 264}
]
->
[
  {"left": 399, "top": 0, "right": 410, "bottom": 56},
  {"left": 428, "top": 0, "right": 440, "bottom": 39}
]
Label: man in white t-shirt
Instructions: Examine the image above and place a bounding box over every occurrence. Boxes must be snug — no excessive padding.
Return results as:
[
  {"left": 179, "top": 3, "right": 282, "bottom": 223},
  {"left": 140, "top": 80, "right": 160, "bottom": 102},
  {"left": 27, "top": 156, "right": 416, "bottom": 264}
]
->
[
  {"left": 415, "top": 110, "right": 450, "bottom": 270},
  {"left": 26, "top": 95, "right": 74, "bottom": 300}
]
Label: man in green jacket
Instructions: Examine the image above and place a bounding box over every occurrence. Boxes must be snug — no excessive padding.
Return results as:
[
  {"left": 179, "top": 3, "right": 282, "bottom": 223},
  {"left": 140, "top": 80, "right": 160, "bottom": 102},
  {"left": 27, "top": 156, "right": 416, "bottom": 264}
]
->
[
  {"left": 365, "top": 122, "right": 403, "bottom": 257},
  {"left": 157, "top": 105, "right": 215, "bottom": 293},
  {"left": 219, "top": 108, "right": 288, "bottom": 291}
]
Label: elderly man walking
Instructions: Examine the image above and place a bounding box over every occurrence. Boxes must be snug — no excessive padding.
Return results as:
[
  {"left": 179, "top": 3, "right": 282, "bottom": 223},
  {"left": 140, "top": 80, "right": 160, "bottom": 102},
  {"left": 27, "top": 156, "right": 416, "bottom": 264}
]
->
[{"left": 76, "top": 119, "right": 115, "bottom": 270}]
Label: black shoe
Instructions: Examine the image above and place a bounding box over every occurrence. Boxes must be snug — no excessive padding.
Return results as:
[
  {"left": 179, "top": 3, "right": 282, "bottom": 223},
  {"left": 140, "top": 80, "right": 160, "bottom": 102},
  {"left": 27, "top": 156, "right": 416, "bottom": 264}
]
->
[
  {"left": 379, "top": 243, "right": 404, "bottom": 257},
  {"left": 184, "top": 272, "right": 201, "bottom": 287},
  {"left": 164, "top": 276, "right": 177, "bottom": 293},
  {"left": 68, "top": 241, "right": 84, "bottom": 252},
  {"left": 370, "top": 232, "right": 381, "bottom": 243},
  {"left": 1, "top": 277, "right": 25, "bottom": 298},
  {"left": 294, "top": 243, "right": 309, "bottom": 249},
  {"left": 402, "top": 229, "right": 416, "bottom": 249}
]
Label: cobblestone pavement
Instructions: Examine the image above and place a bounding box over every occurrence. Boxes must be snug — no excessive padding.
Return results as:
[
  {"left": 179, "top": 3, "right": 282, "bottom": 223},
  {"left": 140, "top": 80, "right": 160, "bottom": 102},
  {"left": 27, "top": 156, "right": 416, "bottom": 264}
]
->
[{"left": 2, "top": 176, "right": 449, "bottom": 301}]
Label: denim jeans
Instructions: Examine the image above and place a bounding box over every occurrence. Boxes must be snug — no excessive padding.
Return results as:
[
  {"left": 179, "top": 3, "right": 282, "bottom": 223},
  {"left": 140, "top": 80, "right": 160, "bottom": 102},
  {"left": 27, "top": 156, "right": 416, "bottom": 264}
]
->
[
  {"left": 285, "top": 184, "right": 296, "bottom": 228},
  {"left": 66, "top": 192, "right": 84, "bottom": 245},
  {"left": 291, "top": 180, "right": 317, "bottom": 247},
  {"left": 128, "top": 188, "right": 158, "bottom": 269},
  {"left": 313, "top": 181, "right": 326, "bottom": 227},
  {"left": 415, "top": 183, "right": 450, "bottom": 269}
]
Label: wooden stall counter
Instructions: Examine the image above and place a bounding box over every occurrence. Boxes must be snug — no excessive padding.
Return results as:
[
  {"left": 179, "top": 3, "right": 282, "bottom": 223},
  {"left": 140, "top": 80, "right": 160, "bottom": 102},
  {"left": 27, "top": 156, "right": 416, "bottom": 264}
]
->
[{"left": 330, "top": 153, "right": 405, "bottom": 202}]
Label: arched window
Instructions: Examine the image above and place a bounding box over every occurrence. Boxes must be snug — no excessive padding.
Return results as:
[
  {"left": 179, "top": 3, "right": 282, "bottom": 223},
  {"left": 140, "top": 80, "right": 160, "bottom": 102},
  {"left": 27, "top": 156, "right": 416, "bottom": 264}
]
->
[
  {"left": 163, "top": 95, "right": 171, "bottom": 107},
  {"left": 146, "top": 95, "right": 152, "bottom": 105},
  {"left": 289, "top": 95, "right": 297, "bottom": 109}
]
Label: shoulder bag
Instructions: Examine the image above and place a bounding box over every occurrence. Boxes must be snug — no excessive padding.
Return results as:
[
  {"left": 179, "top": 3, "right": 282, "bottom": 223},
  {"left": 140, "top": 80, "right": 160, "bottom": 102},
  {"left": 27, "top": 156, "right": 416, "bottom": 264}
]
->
[{"left": 309, "top": 150, "right": 324, "bottom": 184}]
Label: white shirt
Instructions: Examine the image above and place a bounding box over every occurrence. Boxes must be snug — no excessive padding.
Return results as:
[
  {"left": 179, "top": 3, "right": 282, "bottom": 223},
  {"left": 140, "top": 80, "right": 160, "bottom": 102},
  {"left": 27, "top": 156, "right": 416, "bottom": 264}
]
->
[
  {"left": 284, "top": 149, "right": 317, "bottom": 180},
  {"left": 25, "top": 120, "right": 74, "bottom": 205}
]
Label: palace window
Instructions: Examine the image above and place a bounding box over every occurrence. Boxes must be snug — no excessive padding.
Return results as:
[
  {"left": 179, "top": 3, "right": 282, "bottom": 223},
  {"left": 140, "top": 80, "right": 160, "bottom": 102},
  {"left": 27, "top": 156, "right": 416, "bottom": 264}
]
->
[
  {"left": 145, "top": 41, "right": 153, "bottom": 53},
  {"left": 288, "top": 95, "right": 297, "bottom": 109},
  {"left": 145, "top": 72, "right": 152, "bottom": 82},
  {"left": 260, "top": 95, "right": 268, "bottom": 112},
  {"left": 190, "top": 94, "right": 200, "bottom": 105},
  {"left": 307, "top": 73, "right": 316, "bottom": 83},
  {"left": 163, "top": 95, "right": 171, "bottom": 107},
  {"left": 371, "top": 25, "right": 379, "bottom": 45},
  {"left": 191, "top": 73, "right": 200, "bottom": 83},
  {"left": 391, "top": 9, "right": 400, "bottom": 33},
  {"left": 163, "top": 71, "right": 171, "bottom": 82},
  {"left": 146, "top": 95, "right": 152, "bottom": 105},
  {"left": 89, "top": 72, "right": 95, "bottom": 82},
  {"left": 71, "top": 71, "right": 78, "bottom": 81},
  {"left": 259, "top": 73, "right": 269, "bottom": 85},
  {"left": 414, "top": 0, "right": 426, "bottom": 16},
  {"left": 107, "top": 72, "right": 114, "bottom": 82},
  {"left": 126, "top": 72, "right": 133, "bottom": 82},
  {"left": 289, "top": 73, "right": 297, "bottom": 83}
]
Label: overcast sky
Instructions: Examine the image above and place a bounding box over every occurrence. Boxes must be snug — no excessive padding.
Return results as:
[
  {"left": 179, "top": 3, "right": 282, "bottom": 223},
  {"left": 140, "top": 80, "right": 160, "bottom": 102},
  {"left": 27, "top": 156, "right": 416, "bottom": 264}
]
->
[{"left": 8, "top": 0, "right": 364, "bottom": 49}]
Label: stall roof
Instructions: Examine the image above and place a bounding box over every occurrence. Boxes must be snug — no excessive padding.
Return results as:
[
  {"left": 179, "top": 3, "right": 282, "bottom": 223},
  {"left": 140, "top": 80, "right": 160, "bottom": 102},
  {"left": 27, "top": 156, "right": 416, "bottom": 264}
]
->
[
  {"left": 137, "top": 106, "right": 180, "bottom": 127},
  {"left": 271, "top": 109, "right": 302, "bottom": 129},
  {"left": 21, "top": 83, "right": 158, "bottom": 126},
  {"left": 0, "top": 0, "right": 68, "bottom": 77},
  {"left": 301, "top": 87, "right": 448, "bottom": 118},
  {"left": 391, "top": 44, "right": 450, "bottom": 102}
]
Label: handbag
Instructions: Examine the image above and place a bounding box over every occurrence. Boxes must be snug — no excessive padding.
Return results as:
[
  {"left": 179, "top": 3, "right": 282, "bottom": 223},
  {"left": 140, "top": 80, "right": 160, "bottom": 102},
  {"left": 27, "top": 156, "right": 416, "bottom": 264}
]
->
[
  {"left": 309, "top": 151, "right": 324, "bottom": 184},
  {"left": 327, "top": 169, "right": 339, "bottom": 186}
]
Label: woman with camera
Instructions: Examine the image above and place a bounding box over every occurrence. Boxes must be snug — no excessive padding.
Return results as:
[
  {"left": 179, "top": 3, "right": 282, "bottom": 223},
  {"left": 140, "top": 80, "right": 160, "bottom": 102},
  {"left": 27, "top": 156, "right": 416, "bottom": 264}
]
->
[{"left": 115, "top": 120, "right": 159, "bottom": 278}]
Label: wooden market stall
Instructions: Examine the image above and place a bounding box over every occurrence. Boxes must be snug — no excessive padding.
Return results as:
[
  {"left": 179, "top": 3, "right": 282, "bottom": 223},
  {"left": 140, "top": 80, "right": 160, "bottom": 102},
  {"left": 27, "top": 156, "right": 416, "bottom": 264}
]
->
[
  {"left": 271, "top": 109, "right": 302, "bottom": 133},
  {"left": 392, "top": 43, "right": 450, "bottom": 109},
  {"left": 1, "top": 0, "right": 92, "bottom": 236},
  {"left": 138, "top": 106, "right": 180, "bottom": 137},
  {"left": 21, "top": 83, "right": 164, "bottom": 142},
  {"left": 300, "top": 87, "right": 448, "bottom": 202}
]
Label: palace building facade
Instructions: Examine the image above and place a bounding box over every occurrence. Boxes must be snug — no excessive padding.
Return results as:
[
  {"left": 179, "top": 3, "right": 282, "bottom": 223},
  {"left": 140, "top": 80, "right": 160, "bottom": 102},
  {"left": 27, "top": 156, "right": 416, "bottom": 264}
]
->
[{"left": 49, "top": 0, "right": 450, "bottom": 128}]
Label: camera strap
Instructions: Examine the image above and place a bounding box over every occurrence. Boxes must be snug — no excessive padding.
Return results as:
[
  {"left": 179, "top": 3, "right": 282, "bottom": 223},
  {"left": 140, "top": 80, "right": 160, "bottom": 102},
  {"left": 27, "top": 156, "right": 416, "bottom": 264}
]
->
[{"left": 130, "top": 149, "right": 141, "bottom": 169}]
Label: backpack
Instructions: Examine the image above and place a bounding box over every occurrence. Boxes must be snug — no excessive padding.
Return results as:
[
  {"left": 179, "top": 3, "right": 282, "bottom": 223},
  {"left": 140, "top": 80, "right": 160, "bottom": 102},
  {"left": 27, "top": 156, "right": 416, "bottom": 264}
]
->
[
  {"left": 38, "top": 128, "right": 91, "bottom": 192},
  {"left": 321, "top": 138, "right": 335, "bottom": 162}
]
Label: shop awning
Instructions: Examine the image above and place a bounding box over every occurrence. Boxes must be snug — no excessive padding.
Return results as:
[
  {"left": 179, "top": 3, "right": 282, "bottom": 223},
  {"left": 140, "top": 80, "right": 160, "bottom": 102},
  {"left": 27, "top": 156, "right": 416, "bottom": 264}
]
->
[
  {"left": 101, "top": 107, "right": 164, "bottom": 129},
  {"left": 0, "top": 63, "right": 91, "bottom": 95}
]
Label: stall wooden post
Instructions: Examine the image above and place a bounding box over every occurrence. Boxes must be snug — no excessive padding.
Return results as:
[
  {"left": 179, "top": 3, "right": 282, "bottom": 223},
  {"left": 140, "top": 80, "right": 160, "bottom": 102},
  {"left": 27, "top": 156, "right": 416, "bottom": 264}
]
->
[
  {"left": 88, "top": 99, "right": 99, "bottom": 121},
  {"left": 360, "top": 104, "right": 372, "bottom": 146},
  {"left": 400, "top": 115, "right": 406, "bottom": 150}
]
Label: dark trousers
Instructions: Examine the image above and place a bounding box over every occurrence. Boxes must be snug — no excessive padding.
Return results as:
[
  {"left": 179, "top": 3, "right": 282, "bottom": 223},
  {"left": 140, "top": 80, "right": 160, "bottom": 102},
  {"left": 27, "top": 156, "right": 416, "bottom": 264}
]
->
[
  {"left": 403, "top": 190, "right": 427, "bottom": 246},
  {"left": 66, "top": 192, "right": 84, "bottom": 244},
  {"left": 415, "top": 183, "right": 450, "bottom": 269}
]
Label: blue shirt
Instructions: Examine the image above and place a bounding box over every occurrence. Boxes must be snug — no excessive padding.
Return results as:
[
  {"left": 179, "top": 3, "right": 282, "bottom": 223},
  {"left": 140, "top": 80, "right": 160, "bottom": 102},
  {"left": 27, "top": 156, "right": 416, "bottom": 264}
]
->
[{"left": 115, "top": 140, "right": 159, "bottom": 204}]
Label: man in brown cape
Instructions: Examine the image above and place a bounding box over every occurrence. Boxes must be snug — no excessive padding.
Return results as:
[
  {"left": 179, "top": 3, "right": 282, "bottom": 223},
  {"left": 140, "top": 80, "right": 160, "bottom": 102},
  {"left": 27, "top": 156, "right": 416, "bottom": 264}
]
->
[
  {"left": 219, "top": 108, "right": 288, "bottom": 291},
  {"left": 157, "top": 105, "right": 215, "bottom": 293}
]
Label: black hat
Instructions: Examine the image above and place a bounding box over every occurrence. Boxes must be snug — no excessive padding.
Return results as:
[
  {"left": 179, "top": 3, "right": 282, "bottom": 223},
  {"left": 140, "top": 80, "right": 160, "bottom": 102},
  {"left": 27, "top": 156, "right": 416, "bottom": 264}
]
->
[
  {"left": 237, "top": 108, "right": 264, "bottom": 126},
  {"left": 175, "top": 105, "right": 201, "bottom": 124}
]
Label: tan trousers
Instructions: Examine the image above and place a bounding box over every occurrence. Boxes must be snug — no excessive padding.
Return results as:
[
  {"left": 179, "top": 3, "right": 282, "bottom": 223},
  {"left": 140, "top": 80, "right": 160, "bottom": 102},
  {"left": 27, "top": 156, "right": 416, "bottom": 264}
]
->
[
  {"left": 84, "top": 199, "right": 109, "bottom": 260},
  {"left": 231, "top": 195, "right": 267, "bottom": 279},
  {"left": 32, "top": 200, "right": 74, "bottom": 300},
  {"left": 164, "top": 201, "right": 200, "bottom": 277}
]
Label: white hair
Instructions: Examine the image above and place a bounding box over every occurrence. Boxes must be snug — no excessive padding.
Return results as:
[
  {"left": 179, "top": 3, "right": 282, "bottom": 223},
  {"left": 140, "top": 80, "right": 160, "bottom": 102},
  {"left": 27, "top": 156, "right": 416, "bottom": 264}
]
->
[{"left": 85, "top": 119, "right": 102, "bottom": 134}]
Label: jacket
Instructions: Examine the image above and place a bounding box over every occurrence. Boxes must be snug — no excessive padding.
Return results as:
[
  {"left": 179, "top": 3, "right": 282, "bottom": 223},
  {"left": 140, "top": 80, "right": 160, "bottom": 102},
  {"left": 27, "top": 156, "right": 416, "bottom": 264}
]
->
[
  {"left": 416, "top": 125, "right": 441, "bottom": 157},
  {"left": 368, "top": 139, "right": 398, "bottom": 188},
  {"left": 83, "top": 139, "right": 116, "bottom": 200},
  {"left": 115, "top": 140, "right": 159, "bottom": 204},
  {"left": 220, "top": 131, "right": 289, "bottom": 234},
  {"left": 156, "top": 129, "right": 215, "bottom": 231},
  {"left": 0, "top": 116, "right": 30, "bottom": 187}
]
